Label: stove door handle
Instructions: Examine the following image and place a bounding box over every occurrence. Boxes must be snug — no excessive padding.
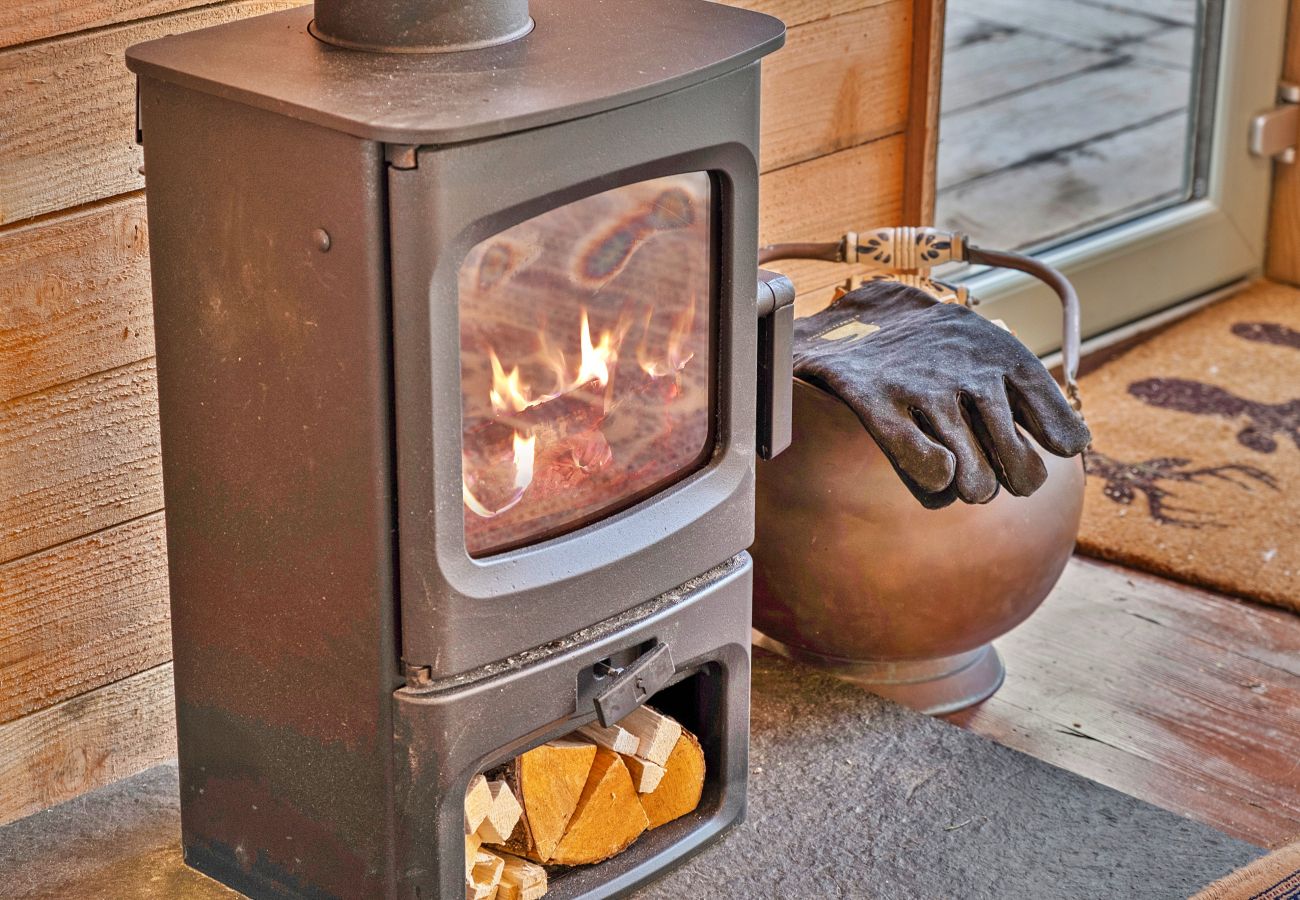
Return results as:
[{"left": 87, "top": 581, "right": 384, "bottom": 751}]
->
[
  {"left": 756, "top": 269, "right": 796, "bottom": 460},
  {"left": 593, "top": 642, "right": 675, "bottom": 727}
]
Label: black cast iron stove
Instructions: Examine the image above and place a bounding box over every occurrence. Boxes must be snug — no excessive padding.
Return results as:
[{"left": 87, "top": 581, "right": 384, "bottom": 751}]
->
[{"left": 126, "top": 1, "right": 788, "bottom": 896}]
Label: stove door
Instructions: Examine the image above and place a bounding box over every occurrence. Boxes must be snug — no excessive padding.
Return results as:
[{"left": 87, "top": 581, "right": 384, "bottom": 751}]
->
[
  {"left": 459, "top": 173, "right": 714, "bottom": 558},
  {"left": 387, "top": 65, "right": 761, "bottom": 677}
]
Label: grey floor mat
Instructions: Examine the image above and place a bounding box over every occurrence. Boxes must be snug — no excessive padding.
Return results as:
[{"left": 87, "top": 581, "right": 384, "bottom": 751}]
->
[
  {"left": 637, "top": 652, "right": 1261, "bottom": 899},
  {"left": 0, "top": 652, "right": 1261, "bottom": 899}
]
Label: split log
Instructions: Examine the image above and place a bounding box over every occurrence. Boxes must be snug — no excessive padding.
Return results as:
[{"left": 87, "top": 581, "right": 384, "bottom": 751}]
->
[
  {"left": 549, "top": 747, "right": 649, "bottom": 866},
  {"left": 465, "top": 833, "right": 483, "bottom": 880},
  {"left": 497, "top": 853, "right": 548, "bottom": 900},
  {"left": 620, "top": 754, "right": 666, "bottom": 794},
  {"left": 465, "top": 774, "right": 493, "bottom": 834},
  {"left": 577, "top": 722, "right": 639, "bottom": 756},
  {"left": 619, "top": 706, "right": 682, "bottom": 767},
  {"left": 495, "top": 737, "right": 597, "bottom": 862},
  {"left": 467, "top": 848, "right": 505, "bottom": 900},
  {"left": 477, "top": 781, "right": 523, "bottom": 844},
  {"left": 639, "top": 730, "right": 706, "bottom": 829}
]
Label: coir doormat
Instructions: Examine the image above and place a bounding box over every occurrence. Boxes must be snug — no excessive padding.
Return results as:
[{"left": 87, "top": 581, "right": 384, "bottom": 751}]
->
[{"left": 1077, "top": 280, "right": 1300, "bottom": 611}]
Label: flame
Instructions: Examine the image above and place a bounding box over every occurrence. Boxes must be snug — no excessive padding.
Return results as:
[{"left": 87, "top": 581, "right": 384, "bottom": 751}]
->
[
  {"left": 486, "top": 308, "right": 620, "bottom": 416},
  {"left": 577, "top": 309, "right": 616, "bottom": 387},
  {"left": 638, "top": 295, "right": 697, "bottom": 378},
  {"left": 463, "top": 431, "right": 536, "bottom": 518},
  {"left": 512, "top": 431, "right": 537, "bottom": 490},
  {"left": 489, "top": 350, "right": 536, "bottom": 415}
]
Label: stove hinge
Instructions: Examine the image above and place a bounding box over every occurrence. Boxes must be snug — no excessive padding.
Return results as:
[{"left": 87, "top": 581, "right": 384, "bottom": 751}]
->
[
  {"left": 1249, "top": 81, "right": 1300, "bottom": 164},
  {"left": 403, "top": 661, "right": 433, "bottom": 687},
  {"left": 385, "top": 144, "right": 419, "bottom": 170}
]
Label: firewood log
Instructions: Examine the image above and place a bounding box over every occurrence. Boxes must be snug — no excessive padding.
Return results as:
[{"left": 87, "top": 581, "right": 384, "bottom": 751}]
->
[
  {"left": 620, "top": 754, "right": 666, "bottom": 793},
  {"left": 638, "top": 730, "right": 706, "bottom": 829},
  {"left": 618, "top": 706, "right": 682, "bottom": 767},
  {"left": 467, "top": 848, "right": 505, "bottom": 900},
  {"left": 476, "top": 781, "right": 524, "bottom": 844},
  {"left": 549, "top": 747, "right": 649, "bottom": 866},
  {"left": 577, "top": 722, "right": 639, "bottom": 755},
  {"left": 465, "top": 774, "right": 493, "bottom": 834},
  {"left": 496, "top": 853, "right": 548, "bottom": 900},
  {"left": 465, "top": 833, "right": 483, "bottom": 881},
  {"left": 492, "top": 737, "right": 597, "bottom": 863}
]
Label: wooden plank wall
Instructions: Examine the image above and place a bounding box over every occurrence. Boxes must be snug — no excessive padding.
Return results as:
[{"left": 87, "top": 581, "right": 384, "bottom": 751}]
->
[
  {"left": 1266, "top": 0, "right": 1300, "bottom": 285},
  {"left": 0, "top": 0, "right": 933, "bottom": 822}
]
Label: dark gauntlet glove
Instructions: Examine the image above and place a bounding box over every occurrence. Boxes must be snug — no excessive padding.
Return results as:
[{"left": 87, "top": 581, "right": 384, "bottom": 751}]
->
[{"left": 792, "top": 280, "right": 1091, "bottom": 508}]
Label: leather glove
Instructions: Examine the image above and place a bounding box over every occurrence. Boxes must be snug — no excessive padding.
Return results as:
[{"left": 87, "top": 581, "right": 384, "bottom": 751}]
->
[{"left": 792, "top": 280, "right": 1091, "bottom": 508}]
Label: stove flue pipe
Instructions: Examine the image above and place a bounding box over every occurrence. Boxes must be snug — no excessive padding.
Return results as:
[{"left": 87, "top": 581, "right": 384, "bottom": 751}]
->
[{"left": 311, "top": 0, "right": 532, "bottom": 52}]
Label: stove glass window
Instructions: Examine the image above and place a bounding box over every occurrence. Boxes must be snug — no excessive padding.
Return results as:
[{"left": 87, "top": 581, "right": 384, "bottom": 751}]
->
[{"left": 459, "top": 172, "right": 714, "bottom": 558}]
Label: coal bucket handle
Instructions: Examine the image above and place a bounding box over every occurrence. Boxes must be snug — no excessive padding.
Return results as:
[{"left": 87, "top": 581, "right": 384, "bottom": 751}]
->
[
  {"left": 757, "top": 227, "right": 1084, "bottom": 413},
  {"left": 962, "top": 242, "right": 1083, "bottom": 414}
]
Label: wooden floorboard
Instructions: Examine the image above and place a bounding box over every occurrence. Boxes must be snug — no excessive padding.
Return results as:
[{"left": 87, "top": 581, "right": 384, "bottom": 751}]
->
[
  {"left": 947, "top": 555, "right": 1300, "bottom": 848},
  {"left": 937, "top": 58, "right": 1189, "bottom": 191},
  {"left": 936, "top": 112, "right": 1188, "bottom": 249},
  {"left": 939, "top": 30, "right": 1110, "bottom": 115},
  {"left": 953, "top": 0, "right": 1165, "bottom": 49},
  {"left": 935, "top": 0, "right": 1196, "bottom": 250}
]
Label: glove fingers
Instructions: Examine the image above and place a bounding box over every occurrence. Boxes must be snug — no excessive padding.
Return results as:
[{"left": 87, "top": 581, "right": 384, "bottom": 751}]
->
[
  {"left": 1005, "top": 373, "right": 1092, "bottom": 457},
  {"left": 916, "top": 399, "right": 999, "bottom": 504},
  {"left": 968, "top": 390, "right": 1048, "bottom": 497},
  {"left": 863, "top": 407, "right": 956, "bottom": 496}
]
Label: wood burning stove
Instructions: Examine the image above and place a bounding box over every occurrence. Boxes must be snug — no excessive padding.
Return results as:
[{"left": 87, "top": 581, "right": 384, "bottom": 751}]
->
[{"left": 126, "top": 1, "right": 787, "bottom": 896}]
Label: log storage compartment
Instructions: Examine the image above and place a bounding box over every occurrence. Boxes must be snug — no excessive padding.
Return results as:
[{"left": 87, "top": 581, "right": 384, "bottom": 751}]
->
[{"left": 125, "top": 1, "right": 784, "bottom": 897}]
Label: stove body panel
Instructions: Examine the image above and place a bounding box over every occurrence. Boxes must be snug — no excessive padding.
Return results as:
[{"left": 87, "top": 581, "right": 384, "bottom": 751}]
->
[{"left": 129, "top": 3, "right": 783, "bottom": 896}]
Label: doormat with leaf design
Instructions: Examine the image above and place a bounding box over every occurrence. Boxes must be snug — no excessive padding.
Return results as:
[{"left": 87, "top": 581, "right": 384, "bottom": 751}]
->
[{"left": 1076, "top": 280, "right": 1300, "bottom": 612}]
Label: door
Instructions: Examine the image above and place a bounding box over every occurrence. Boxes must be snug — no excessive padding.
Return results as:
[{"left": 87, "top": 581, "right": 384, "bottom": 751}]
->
[{"left": 930, "top": 0, "right": 1289, "bottom": 353}]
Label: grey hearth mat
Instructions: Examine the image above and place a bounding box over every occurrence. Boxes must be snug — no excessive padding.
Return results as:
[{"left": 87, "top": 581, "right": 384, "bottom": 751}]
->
[{"left": 0, "top": 652, "right": 1261, "bottom": 899}]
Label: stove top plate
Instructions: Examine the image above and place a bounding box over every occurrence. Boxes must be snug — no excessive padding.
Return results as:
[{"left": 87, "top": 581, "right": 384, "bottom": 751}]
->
[{"left": 126, "top": 0, "right": 785, "bottom": 145}]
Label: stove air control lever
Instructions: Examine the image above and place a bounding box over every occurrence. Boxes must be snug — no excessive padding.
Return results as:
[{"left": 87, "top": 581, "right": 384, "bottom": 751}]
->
[
  {"left": 756, "top": 269, "right": 796, "bottom": 460},
  {"left": 593, "top": 642, "right": 675, "bottom": 727}
]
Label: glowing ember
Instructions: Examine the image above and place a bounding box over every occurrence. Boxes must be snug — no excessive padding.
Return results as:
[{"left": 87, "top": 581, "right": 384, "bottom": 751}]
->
[{"left": 463, "top": 431, "right": 537, "bottom": 518}]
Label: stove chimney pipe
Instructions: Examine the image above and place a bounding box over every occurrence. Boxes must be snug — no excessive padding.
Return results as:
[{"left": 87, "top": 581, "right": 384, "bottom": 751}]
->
[{"left": 311, "top": 0, "right": 532, "bottom": 53}]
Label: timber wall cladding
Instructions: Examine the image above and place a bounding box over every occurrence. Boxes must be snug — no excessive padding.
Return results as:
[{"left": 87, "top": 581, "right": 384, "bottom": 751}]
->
[{"left": 0, "top": 0, "right": 915, "bottom": 822}]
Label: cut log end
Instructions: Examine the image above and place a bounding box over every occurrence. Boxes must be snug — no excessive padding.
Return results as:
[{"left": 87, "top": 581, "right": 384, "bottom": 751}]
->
[
  {"left": 549, "top": 746, "right": 649, "bottom": 866},
  {"left": 638, "top": 729, "right": 706, "bottom": 830},
  {"left": 477, "top": 780, "right": 524, "bottom": 844},
  {"left": 497, "top": 852, "right": 548, "bottom": 900},
  {"left": 620, "top": 706, "right": 683, "bottom": 767},
  {"left": 465, "top": 773, "right": 493, "bottom": 835},
  {"left": 621, "top": 753, "right": 667, "bottom": 794},
  {"left": 467, "top": 848, "right": 504, "bottom": 900},
  {"left": 577, "top": 722, "right": 639, "bottom": 756},
  {"left": 472, "top": 710, "right": 702, "bottom": 884}
]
